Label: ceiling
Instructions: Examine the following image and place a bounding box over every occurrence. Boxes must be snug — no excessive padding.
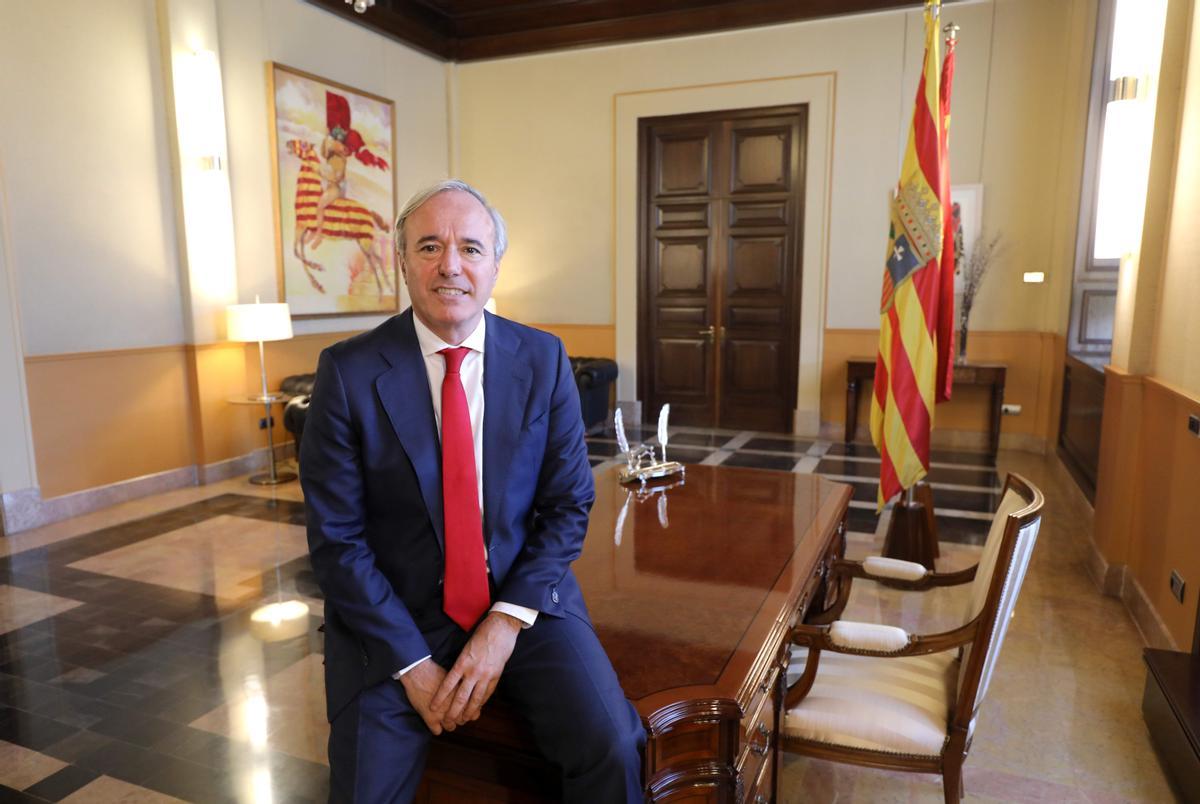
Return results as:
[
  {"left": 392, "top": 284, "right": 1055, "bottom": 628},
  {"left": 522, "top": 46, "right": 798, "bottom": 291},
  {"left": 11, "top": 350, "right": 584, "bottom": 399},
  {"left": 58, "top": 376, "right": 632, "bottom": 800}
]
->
[{"left": 305, "top": 0, "right": 963, "bottom": 62}]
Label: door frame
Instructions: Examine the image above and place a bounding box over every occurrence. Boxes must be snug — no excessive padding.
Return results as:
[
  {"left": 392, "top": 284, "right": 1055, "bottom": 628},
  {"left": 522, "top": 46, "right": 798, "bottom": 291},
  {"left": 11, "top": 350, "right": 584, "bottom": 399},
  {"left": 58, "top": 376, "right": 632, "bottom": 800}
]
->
[
  {"left": 613, "top": 74, "right": 834, "bottom": 435},
  {"left": 635, "top": 105, "right": 807, "bottom": 431}
]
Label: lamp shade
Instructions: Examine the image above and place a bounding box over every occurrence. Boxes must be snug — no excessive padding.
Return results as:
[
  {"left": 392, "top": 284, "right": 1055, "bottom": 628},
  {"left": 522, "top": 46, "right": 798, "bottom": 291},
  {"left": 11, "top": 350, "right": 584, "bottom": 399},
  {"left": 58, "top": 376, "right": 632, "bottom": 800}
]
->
[{"left": 227, "top": 302, "right": 293, "bottom": 342}]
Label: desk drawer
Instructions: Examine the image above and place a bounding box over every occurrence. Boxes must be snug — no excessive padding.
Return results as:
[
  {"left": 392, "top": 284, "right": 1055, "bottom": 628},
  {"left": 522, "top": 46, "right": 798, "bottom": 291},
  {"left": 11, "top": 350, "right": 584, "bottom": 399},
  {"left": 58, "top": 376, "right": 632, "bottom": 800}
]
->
[
  {"left": 738, "top": 664, "right": 778, "bottom": 799},
  {"left": 744, "top": 745, "right": 774, "bottom": 804}
]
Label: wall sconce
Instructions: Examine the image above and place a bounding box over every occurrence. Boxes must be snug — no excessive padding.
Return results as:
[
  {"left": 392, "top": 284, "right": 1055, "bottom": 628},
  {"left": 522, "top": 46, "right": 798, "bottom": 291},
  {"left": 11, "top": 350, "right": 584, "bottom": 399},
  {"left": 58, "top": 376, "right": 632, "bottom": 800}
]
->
[
  {"left": 1109, "top": 75, "right": 1144, "bottom": 102},
  {"left": 1091, "top": 0, "right": 1167, "bottom": 261},
  {"left": 175, "top": 50, "right": 228, "bottom": 175}
]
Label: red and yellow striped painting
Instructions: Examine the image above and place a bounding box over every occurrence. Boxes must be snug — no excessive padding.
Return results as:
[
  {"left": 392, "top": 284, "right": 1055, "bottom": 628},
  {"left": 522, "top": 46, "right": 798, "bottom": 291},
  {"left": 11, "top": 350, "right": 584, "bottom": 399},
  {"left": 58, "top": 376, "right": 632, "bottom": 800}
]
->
[{"left": 270, "top": 64, "right": 396, "bottom": 317}]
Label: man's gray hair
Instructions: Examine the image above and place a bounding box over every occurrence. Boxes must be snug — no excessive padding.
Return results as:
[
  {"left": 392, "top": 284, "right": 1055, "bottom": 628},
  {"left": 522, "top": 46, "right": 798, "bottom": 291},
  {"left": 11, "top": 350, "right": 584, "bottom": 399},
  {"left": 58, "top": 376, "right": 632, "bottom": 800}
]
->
[{"left": 394, "top": 179, "right": 508, "bottom": 262}]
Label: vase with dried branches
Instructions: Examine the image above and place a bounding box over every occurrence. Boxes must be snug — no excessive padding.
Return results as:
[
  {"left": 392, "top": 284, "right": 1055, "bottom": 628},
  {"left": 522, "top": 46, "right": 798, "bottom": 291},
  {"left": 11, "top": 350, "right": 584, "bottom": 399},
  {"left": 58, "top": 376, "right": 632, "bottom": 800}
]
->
[{"left": 955, "top": 232, "right": 1003, "bottom": 364}]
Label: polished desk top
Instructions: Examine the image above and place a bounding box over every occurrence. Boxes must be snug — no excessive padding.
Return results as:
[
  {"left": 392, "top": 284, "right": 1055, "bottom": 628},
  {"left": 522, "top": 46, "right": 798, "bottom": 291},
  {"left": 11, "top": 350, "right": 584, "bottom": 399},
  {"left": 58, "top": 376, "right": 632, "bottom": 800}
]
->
[{"left": 574, "top": 465, "right": 851, "bottom": 715}]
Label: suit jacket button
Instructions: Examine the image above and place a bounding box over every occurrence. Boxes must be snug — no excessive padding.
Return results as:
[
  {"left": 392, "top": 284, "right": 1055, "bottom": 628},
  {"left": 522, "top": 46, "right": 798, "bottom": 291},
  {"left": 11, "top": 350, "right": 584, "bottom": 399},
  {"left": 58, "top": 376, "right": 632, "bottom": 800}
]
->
[{"left": 551, "top": 590, "right": 559, "bottom": 604}]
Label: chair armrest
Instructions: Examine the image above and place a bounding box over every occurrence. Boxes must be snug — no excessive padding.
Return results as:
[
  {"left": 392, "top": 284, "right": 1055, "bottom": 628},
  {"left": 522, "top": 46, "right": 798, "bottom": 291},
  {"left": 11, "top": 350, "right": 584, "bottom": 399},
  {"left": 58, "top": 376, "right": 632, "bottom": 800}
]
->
[
  {"left": 830, "top": 620, "right": 910, "bottom": 652},
  {"left": 863, "top": 556, "right": 927, "bottom": 581},
  {"left": 830, "top": 557, "right": 977, "bottom": 591},
  {"left": 791, "top": 617, "right": 977, "bottom": 658}
]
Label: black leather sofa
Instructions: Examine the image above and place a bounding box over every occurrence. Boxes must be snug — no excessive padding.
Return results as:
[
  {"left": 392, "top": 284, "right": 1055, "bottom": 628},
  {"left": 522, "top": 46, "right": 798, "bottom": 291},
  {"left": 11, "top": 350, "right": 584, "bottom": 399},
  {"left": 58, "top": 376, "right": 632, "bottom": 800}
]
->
[{"left": 281, "top": 356, "right": 617, "bottom": 453}]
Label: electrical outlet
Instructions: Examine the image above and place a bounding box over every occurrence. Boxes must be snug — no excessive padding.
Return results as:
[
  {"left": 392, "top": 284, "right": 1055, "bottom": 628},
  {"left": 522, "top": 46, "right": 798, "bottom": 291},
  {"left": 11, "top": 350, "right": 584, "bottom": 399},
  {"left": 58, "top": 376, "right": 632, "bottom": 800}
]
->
[
  {"left": 1170, "top": 570, "right": 1186, "bottom": 603},
  {"left": 1188, "top": 414, "right": 1199, "bottom": 436},
  {"left": 1001, "top": 404, "right": 1022, "bottom": 416}
]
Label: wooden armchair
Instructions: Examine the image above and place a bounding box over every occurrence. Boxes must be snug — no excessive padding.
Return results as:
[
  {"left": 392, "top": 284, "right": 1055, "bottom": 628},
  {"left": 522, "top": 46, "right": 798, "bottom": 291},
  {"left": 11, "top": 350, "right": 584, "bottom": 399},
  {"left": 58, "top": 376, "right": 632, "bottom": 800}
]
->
[{"left": 782, "top": 473, "right": 1044, "bottom": 803}]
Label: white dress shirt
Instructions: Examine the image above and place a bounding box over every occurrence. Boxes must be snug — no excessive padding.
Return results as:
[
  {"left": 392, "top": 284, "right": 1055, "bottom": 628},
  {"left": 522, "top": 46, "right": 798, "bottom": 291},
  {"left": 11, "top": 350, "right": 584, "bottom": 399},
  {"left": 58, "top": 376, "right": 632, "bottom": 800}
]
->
[{"left": 396, "top": 313, "right": 537, "bottom": 678}]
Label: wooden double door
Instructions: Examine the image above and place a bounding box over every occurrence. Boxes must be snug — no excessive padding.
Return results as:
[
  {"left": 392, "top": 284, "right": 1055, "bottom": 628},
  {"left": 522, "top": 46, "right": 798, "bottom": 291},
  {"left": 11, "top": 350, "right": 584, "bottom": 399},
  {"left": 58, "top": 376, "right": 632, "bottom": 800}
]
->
[{"left": 637, "top": 105, "right": 807, "bottom": 433}]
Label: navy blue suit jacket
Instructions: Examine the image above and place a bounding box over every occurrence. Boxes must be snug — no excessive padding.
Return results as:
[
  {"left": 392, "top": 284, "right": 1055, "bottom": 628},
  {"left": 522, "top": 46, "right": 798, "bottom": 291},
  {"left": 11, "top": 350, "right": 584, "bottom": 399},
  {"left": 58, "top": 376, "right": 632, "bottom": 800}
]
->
[{"left": 300, "top": 309, "right": 596, "bottom": 720}]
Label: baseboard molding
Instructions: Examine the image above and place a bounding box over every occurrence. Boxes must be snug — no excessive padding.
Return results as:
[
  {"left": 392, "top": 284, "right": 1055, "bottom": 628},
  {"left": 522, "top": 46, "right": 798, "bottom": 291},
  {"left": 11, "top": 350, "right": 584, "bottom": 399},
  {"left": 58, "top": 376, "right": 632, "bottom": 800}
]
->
[
  {"left": 1084, "top": 536, "right": 1126, "bottom": 597},
  {"left": 196, "top": 443, "right": 292, "bottom": 484},
  {"left": 793, "top": 410, "right": 821, "bottom": 439},
  {"left": 0, "top": 443, "right": 295, "bottom": 536},
  {"left": 1080, "top": 489, "right": 1179, "bottom": 651},
  {"left": 1124, "top": 574, "right": 1180, "bottom": 651},
  {"left": 1, "top": 464, "right": 198, "bottom": 534}
]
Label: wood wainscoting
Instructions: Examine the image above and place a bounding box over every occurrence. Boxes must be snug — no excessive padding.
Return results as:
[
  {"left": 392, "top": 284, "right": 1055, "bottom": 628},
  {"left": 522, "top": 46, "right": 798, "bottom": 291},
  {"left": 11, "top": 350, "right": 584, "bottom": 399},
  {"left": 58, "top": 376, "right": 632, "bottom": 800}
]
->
[
  {"left": 821, "top": 329, "right": 1064, "bottom": 451},
  {"left": 21, "top": 331, "right": 357, "bottom": 502},
  {"left": 1093, "top": 372, "right": 1200, "bottom": 651}
]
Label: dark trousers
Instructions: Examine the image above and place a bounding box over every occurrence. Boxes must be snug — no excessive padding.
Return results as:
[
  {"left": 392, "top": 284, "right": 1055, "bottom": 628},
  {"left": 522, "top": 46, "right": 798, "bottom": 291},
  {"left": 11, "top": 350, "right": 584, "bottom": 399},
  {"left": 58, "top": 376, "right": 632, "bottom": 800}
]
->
[{"left": 328, "top": 612, "right": 646, "bottom": 803}]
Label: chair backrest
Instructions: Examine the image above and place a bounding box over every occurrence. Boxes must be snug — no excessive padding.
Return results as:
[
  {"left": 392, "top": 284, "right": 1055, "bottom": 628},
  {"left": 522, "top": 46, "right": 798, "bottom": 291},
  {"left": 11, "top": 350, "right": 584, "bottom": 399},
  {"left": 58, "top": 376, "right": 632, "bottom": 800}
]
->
[{"left": 952, "top": 473, "right": 1044, "bottom": 735}]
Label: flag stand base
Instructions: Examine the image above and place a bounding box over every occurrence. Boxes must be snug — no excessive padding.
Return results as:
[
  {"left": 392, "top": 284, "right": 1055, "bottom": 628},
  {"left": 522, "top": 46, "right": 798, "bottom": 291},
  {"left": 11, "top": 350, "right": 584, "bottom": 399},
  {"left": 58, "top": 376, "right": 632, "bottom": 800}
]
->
[{"left": 882, "top": 482, "right": 940, "bottom": 570}]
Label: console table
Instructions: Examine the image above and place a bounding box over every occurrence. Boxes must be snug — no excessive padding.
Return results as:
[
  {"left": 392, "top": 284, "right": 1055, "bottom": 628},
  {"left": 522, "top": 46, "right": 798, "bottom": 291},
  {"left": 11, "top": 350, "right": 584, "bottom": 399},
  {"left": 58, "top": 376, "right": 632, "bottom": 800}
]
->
[
  {"left": 416, "top": 465, "right": 852, "bottom": 802},
  {"left": 844, "top": 358, "right": 1008, "bottom": 456}
]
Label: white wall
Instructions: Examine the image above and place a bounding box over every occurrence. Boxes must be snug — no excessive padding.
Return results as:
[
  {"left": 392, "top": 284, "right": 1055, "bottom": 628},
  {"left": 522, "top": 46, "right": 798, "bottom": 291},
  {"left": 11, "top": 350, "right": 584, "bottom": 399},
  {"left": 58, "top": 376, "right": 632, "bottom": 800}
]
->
[
  {"left": 1152, "top": 0, "right": 1200, "bottom": 396},
  {"left": 0, "top": 0, "right": 183, "bottom": 356},
  {"left": 454, "top": 0, "right": 1093, "bottom": 335},
  {"left": 0, "top": 0, "right": 451, "bottom": 355},
  {"left": 218, "top": 0, "right": 450, "bottom": 337}
]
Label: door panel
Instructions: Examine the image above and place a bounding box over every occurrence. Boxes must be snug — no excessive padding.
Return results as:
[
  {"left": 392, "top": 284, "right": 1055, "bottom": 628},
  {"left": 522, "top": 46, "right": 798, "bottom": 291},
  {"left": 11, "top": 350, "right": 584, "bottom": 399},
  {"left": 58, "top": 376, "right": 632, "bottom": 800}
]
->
[
  {"left": 639, "top": 106, "right": 805, "bottom": 433},
  {"left": 657, "top": 239, "right": 708, "bottom": 293},
  {"left": 656, "top": 203, "right": 709, "bottom": 229},
  {"left": 731, "top": 124, "right": 792, "bottom": 193},
  {"left": 730, "top": 200, "right": 788, "bottom": 227},
  {"left": 656, "top": 132, "right": 711, "bottom": 195},
  {"left": 728, "top": 237, "right": 785, "bottom": 293}
]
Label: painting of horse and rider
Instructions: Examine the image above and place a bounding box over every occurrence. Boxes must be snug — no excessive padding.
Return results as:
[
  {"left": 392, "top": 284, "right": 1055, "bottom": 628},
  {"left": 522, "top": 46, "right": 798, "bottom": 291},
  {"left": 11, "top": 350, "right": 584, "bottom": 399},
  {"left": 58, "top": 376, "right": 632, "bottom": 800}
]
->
[{"left": 268, "top": 63, "right": 396, "bottom": 317}]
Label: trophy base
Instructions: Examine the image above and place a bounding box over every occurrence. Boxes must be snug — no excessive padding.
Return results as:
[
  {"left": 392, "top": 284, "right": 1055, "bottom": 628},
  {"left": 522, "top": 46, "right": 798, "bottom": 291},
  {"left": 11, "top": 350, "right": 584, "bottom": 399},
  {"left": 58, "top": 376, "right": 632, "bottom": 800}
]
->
[{"left": 619, "top": 461, "right": 685, "bottom": 485}]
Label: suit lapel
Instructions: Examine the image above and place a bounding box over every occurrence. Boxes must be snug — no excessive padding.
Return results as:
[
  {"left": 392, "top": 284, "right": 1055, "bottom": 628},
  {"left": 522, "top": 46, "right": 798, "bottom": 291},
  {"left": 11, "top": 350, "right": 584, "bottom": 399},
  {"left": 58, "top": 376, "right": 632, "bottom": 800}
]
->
[
  {"left": 483, "top": 314, "right": 532, "bottom": 539},
  {"left": 374, "top": 310, "right": 445, "bottom": 550}
]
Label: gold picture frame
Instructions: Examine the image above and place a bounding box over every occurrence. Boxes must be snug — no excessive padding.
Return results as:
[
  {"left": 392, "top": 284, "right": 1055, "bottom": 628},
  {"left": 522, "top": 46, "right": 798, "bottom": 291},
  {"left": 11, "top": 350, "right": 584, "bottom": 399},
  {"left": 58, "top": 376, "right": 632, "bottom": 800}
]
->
[{"left": 266, "top": 62, "right": 398, "bottom": 319}]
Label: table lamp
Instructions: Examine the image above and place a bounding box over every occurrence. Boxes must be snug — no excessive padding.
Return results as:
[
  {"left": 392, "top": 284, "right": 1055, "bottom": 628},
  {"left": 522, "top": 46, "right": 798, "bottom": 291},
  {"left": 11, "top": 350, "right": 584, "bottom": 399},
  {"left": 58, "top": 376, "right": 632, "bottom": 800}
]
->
[{"left": 227, "top": 297, "right": 296, "bottom": 485}]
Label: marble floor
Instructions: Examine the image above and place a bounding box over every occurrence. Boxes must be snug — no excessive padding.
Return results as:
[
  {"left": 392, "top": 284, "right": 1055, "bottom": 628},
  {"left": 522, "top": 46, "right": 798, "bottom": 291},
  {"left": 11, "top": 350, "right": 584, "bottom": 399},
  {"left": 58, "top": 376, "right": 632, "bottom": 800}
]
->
[{"left": 0, "top": 429, "right": 1179, "bottom": 802}]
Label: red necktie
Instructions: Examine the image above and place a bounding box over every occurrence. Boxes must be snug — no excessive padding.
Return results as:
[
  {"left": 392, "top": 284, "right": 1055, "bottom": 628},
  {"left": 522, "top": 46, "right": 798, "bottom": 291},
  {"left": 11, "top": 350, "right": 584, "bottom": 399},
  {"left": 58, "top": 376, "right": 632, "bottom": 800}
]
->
[{"left": 439, "top": 347, "right": 489, "bottom": 631}]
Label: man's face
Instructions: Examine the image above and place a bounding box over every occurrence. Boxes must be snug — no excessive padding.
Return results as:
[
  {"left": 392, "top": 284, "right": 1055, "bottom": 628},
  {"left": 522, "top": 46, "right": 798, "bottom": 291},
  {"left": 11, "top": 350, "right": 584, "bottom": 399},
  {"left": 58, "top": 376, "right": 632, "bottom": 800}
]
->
[{"left": 400, "top": 190, "right": 499, "bottom": 344}]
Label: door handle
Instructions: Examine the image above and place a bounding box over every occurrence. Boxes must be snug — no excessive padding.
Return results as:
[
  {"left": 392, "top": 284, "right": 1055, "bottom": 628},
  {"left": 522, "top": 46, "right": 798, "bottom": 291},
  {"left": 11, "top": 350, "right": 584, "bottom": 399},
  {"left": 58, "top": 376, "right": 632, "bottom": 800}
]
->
[{"left": 698, "top": 325, "right": 715, "bottom": 343}]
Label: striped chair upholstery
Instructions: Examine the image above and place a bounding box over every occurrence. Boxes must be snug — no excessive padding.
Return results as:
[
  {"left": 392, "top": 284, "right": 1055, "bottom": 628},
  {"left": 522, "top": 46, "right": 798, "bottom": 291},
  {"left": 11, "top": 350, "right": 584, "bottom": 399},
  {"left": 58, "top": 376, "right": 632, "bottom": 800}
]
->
[{"left": 784, "top": 646, "right": 959, "bottom": 756}]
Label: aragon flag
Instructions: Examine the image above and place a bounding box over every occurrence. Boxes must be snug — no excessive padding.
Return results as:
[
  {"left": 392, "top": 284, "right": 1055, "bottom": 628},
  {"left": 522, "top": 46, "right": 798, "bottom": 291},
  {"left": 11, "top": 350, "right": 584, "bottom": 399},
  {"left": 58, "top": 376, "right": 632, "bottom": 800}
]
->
[{"left": 870, "top": 0, "right": 954, "bottom": 509}]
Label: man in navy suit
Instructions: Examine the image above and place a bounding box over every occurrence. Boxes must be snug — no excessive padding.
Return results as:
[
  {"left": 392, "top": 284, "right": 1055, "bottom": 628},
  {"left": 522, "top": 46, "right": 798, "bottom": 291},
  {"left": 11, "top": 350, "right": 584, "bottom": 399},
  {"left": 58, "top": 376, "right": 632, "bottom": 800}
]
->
[{"left": 301, "top": 180, "right": 645, "bottom": 803}]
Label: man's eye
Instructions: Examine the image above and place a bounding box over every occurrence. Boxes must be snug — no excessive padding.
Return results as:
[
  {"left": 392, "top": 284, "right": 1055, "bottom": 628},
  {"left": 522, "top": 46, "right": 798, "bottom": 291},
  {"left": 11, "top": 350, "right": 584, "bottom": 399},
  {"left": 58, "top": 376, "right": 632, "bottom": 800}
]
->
[
  {"left": 419, "top": 244, "right": 438, "bottom": 253},
  {"left": 464, "top": 246, "right": 481, "bottom": 255}
]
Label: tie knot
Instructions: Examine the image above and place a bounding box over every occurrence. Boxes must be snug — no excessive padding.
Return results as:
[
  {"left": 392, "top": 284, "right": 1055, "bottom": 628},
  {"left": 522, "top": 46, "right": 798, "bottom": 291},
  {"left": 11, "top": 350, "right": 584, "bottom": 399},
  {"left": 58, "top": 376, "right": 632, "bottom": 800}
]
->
[{"left": 440, "top": 347, "right": 470, "bottom": 374}]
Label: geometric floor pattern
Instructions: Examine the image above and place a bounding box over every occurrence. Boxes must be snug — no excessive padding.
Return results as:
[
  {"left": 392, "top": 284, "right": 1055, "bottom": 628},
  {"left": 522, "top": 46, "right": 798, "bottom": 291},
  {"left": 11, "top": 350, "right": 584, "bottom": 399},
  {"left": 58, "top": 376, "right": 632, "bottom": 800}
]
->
[{"left": 0, "top": 427, "right": 1178, "bottom": 802}]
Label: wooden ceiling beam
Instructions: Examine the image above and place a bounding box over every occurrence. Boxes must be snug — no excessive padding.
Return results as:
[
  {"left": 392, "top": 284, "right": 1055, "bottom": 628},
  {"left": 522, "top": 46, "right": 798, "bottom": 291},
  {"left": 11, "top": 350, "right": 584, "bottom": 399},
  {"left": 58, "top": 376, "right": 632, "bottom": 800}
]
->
[{"left": 306, "top": 0, "right": 962, "bottom": 62}]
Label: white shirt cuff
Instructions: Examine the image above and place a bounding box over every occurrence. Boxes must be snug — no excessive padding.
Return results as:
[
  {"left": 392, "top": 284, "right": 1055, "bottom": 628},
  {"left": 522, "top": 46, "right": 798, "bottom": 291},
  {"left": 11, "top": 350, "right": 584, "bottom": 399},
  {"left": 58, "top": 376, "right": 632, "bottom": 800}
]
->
[
  {"left": 392, "top": 655, "right": 431, "bottom": 679},
  {"left": 491, "top": 602, "right": 538, "bottom": 627}
]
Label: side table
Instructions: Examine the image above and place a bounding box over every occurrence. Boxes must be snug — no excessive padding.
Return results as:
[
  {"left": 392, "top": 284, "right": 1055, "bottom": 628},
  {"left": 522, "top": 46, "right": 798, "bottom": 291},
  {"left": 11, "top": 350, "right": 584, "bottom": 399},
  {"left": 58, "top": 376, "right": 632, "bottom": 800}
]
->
[
  {"left": 844, "top": 358, "right": 1007, "bottom": 456},
  {"left": 228, "top": 393, "right": 297, "bottom": 485}
]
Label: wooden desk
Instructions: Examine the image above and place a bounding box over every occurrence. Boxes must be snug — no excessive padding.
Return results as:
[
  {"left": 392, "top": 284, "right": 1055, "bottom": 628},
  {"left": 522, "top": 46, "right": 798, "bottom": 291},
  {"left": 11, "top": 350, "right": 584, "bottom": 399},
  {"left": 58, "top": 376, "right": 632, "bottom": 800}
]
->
[
  {"left": 417, "top": 465, "right": 852, "bottom": 802},
  {"left": 844, "top": 358, "right": 1007, "bottom": 455}
]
